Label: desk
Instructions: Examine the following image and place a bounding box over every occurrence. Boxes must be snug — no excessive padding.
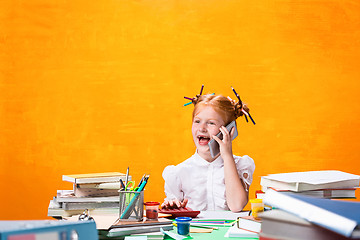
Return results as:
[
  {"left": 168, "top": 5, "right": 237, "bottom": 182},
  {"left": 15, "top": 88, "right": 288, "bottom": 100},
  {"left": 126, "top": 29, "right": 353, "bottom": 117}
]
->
[
  {"left": 170, "top": 226, "right": 257, "bottom": 240},
  {"left": 180, "top": 210, "right": 255, "bottom": 239},
  {"left": 99, "top": 226, "right": 257, "bottom": 240},
  {"left": 99, "top": 211, "right": 256, "bottom": 240}
]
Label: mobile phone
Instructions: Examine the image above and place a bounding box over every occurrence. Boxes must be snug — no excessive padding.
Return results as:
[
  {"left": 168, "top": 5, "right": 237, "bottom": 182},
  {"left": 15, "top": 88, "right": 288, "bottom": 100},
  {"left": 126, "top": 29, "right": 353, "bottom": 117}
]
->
[{"left": 208, "top": 120, "right": 238, "bottom": 158}]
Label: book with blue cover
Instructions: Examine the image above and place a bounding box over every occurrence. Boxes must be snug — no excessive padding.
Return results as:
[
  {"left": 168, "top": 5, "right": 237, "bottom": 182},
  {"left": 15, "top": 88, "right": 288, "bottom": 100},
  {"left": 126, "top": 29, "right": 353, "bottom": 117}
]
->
[{"left": 264, "top": 188, "right": 360, "bottom": 238}]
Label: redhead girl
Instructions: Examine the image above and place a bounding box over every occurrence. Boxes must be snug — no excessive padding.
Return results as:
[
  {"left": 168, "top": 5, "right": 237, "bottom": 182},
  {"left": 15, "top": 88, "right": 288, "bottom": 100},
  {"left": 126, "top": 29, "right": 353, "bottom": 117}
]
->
[{"left": 161, "top": 87, "right": 255, "bottom": 212}]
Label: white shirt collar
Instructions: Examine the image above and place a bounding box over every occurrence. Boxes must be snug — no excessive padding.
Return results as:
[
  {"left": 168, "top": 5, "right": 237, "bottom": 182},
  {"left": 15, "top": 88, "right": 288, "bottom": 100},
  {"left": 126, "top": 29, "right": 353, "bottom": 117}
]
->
[{"left": 193, "top": 151, "right": 224, "bottom": 167}]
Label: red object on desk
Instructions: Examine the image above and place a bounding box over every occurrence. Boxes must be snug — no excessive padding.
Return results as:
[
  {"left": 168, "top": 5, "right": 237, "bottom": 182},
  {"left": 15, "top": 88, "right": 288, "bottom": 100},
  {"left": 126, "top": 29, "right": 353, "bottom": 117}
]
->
[
  {"left": 159, "top": 207, "right": 200, "bottom": 218},
  {"left": 255, "top": 190, "right": 265, "bottom": 199},
  {"left": 144, "top": 201, "right": 160, "bottom": 220}
]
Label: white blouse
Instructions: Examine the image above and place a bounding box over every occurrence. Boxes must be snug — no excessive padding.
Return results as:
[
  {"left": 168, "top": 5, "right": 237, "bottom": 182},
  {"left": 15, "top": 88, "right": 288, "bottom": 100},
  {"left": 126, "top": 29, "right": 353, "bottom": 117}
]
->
[{"left": 162, "top": 152, "right": 255, "bottom": 211}]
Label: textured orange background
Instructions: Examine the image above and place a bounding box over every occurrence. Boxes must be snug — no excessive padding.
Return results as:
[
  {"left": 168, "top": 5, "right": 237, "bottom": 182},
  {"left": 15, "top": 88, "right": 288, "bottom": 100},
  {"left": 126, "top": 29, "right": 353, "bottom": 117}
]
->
[{"left": 1, "top": 0, "right": 359, "bottom": 220}]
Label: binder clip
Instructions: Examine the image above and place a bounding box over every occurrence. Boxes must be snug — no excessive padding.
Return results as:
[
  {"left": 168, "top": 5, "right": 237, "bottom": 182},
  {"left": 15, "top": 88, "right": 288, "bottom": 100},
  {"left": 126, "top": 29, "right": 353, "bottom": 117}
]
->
[{"left": 78, "top": 209, "right": 94, "bottom": 221}]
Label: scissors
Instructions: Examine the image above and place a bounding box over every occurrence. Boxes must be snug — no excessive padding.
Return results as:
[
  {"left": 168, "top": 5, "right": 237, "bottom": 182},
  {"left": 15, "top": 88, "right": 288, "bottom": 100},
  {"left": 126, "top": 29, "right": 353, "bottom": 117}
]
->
[
  {"left": 125, "top": 181, "right": 136, "bottom": 191},
  {"left": 124, "top": 181, "right": 138, "bottom": 205}
]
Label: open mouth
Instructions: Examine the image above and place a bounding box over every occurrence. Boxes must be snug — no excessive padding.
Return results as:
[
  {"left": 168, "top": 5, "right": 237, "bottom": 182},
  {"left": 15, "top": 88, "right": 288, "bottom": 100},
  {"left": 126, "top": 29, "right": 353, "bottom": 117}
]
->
[{"left": 198, "top": 135, "right": 211, "bottom": 145}]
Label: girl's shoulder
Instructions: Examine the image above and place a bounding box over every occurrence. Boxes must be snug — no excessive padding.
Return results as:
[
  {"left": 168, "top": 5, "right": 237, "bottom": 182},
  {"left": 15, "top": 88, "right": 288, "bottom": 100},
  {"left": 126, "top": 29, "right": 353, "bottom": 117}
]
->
[
  {"left": 162, "top": 154, "right": 197, "bottom": 176},
  {"left": 233, "top": 154, "right": 255, "bottom": 169}
]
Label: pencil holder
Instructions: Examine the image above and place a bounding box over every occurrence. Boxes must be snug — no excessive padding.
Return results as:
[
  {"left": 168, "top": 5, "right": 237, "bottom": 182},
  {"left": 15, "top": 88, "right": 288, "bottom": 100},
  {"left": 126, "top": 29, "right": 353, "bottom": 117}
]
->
[{"left": 119, "top": 190, "right": 144, "bottom": 221}]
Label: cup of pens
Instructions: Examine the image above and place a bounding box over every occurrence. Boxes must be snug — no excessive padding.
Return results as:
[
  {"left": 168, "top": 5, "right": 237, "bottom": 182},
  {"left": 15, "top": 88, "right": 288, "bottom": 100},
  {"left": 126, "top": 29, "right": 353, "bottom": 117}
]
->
[
  {"left": 175, "top": 217, "right": 192, "bottom": 235},
  {"left": 119, "top": 190, "right": 144, "bottom": 221}
]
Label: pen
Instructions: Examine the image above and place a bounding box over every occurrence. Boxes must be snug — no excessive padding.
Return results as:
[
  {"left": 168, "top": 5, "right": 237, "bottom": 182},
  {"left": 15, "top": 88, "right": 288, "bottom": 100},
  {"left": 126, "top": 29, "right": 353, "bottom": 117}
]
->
[
  {"left": 137, "top": 174, "right": 146, "bottom": 187},
  {"left": 143, "top": 174, "right": 150, "bottom": 182},
  {"left": 119, "top": 179, "right": 125, "bottom": 190},
  {"left": 125, "top": 167, "right": 129, "bottom": 188},
  {"left": 191, "top": 219, "right": 231, "bottom": 223},
  {"left": 191, "top": 221, "right": 227, "bottom": 224},
  {"left": 189, "top": 223, "right": 219, "bottom": 230},
  {"left": 229, "top": 218, "right": 241, "bottom": 226}
]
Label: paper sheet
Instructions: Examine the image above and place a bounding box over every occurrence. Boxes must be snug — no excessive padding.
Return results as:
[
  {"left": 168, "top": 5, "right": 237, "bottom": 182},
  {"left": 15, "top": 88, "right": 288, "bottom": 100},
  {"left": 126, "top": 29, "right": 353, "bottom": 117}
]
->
[{"left": 160, "top": 228, "right": 187, "bottom": 240}]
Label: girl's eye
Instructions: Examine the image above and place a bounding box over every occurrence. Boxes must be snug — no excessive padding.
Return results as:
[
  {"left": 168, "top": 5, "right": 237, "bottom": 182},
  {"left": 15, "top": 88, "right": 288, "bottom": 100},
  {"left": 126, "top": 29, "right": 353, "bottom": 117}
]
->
[
  {"left": 208, "top": 122, "right": 216, "bottom": 125},
  {"left": 194, "top": 120, "right": 200, "bottom": 124}
]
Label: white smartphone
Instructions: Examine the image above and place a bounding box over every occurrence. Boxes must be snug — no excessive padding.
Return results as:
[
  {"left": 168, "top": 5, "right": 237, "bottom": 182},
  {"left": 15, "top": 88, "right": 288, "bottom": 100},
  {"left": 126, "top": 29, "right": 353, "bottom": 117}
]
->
[{"left": 208, "top": 120, "right": 238, "bottom": 158}]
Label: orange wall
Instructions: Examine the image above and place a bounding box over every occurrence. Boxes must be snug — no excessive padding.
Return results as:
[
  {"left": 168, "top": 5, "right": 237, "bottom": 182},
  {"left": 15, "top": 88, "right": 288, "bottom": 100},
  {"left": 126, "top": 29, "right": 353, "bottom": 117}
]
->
[{"left": 1, "top": 0, "right": 359, "bottom": 220}]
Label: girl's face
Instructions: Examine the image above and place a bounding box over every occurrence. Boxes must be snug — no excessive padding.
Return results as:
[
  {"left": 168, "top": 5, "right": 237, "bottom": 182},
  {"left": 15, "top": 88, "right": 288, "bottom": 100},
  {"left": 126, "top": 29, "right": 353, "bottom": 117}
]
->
[{"left": 192, "top": 106, "right": 225, "bottom": 159}]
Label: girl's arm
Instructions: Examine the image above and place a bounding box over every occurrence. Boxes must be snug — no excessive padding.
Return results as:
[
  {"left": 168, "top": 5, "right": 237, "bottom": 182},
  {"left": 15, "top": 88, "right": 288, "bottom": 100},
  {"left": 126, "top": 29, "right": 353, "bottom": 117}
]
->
[
  {"left": 162, "top": 166, "right": 188, "bottom": 209},
  {"left": 213, "top": 126, "right": 248, "bottom": 212}
]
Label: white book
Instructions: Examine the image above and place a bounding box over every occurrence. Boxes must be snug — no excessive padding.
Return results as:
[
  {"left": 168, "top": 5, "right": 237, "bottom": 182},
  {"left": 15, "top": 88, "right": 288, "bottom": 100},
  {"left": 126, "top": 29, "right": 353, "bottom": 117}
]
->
[
  {"left": 262, "top": 187, "right": 357, "bottom": 199},
  {"left": 260, "top": 170, "right": 360, "bottom": 192},
  {"left": 48, "top": 201, "right": 119, "bottom": 218},
  {"left": 74, "top": 185, "right": 120, "bottom": 197},
  {"left": 63, "top": 172, "right": 128, "bottom": 184},
  {"left": 62, "top": 202, "right": 119, "bottom": 210},
  {"left": 76, "top": 182, "right": 123, "bottom": 189},
  {"left": 224, "top": 224, "right": 259, "bottom": 238},
  {"left": 236, "top": 216, "right": 261, "bottom": 233},
  {"left": 56, "top": 195, "right": 120, "bottom": 203}
]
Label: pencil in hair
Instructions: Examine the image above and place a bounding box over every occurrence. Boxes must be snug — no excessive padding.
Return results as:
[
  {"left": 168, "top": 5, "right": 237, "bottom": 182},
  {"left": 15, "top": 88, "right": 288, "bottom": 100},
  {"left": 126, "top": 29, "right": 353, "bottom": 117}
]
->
[{"left": 199, "top": 85, "right": 204, "bottom": 95}]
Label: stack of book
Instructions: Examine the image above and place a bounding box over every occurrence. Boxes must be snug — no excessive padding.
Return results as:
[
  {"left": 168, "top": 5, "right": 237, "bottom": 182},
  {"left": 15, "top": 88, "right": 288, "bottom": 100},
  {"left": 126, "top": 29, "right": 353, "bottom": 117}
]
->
[
  {"left": 260, "top": 170, "right": 360, "bottom": 199},
  {"left": 260, "top": 188, "right": 360, "bottom": 240},
  {"left": 48, "top": 172, "right": 129, "bottom": 218}
]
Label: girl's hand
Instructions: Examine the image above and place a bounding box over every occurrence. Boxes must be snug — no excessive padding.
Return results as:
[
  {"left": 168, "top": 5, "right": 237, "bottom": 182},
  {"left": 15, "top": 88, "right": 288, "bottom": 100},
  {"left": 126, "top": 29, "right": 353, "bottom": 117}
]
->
[
  {"left": 161, "top": 198, "right": 188, "bottom": 209},
  {"left": 212, "top": 126, "right": 235, "bottom": 159}
]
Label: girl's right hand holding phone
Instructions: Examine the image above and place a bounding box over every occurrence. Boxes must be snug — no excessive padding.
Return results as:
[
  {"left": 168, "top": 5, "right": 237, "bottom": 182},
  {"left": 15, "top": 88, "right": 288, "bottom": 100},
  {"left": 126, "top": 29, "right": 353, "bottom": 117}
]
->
[
  {"left": 213, "top": 125, "right": 235, "bottom": 159},
  {"left": 161, "top": 198, "right": 188, "bottom": 209}
]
